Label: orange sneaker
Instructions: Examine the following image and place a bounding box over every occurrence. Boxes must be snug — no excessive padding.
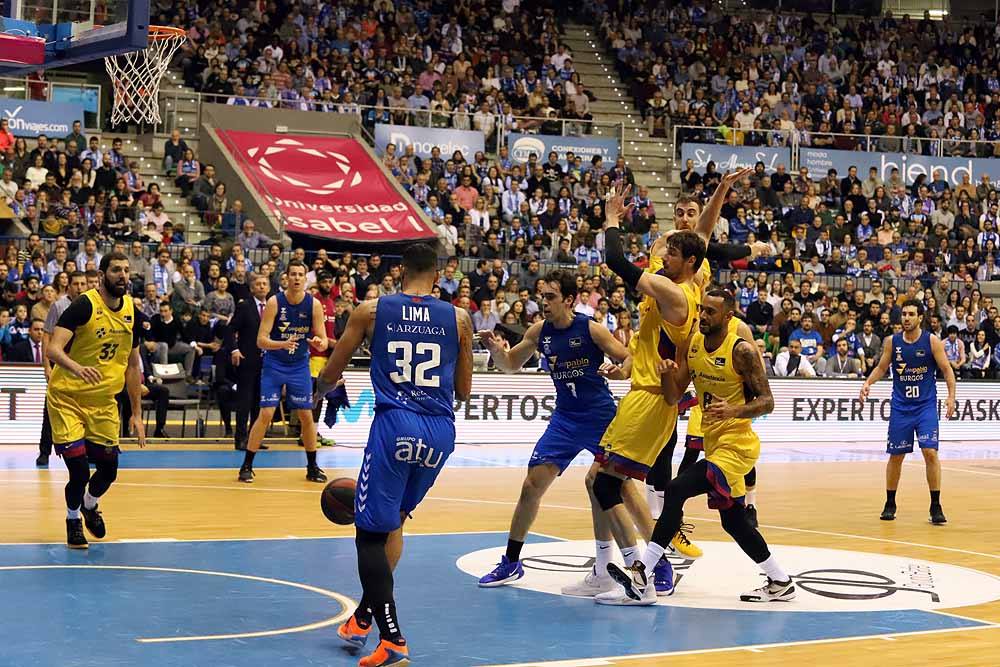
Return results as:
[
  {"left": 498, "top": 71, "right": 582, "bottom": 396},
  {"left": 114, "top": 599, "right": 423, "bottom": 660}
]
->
[
  {"left": 337, "top": 616, "right": 372, "bottom": 649},
  {"left": 359, "top": 639, "right": 409, "bottom": 666}
]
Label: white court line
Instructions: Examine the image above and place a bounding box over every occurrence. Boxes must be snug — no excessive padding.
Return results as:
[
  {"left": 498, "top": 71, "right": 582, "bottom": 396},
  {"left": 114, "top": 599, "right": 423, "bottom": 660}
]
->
[
  {"left": 478, "top": 623, "right": 1000, "bottom": 666},
  {"left": 904, "top": 462, "right": 1000, "bottom": 478},
  {"left": 6, "top": 477, "right": 1000, "bottom": 564}
]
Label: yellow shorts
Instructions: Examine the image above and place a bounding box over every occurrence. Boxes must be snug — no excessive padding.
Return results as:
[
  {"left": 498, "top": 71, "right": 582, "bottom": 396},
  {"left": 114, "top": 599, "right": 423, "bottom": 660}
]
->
[
  {"left": 47, "top": 389, "right": 120, "bottom": 448},
  {"left": 704, "top": 427, "right": 760, "bottom": 506},
  {"left": 309, "top": 356, "right": 328, "bottom": 378},
  {"left": 598, "top": 388, "right": 678, "bottom": 479},
  {"left": 686, "top": 403, "right": 704, "bottom": 444}
]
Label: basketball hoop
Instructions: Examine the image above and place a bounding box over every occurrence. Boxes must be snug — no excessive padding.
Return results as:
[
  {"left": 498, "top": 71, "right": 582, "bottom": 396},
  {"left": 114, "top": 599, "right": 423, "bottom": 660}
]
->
[{"left": 104, "top": 25, "right": 187, "bottom": 125}]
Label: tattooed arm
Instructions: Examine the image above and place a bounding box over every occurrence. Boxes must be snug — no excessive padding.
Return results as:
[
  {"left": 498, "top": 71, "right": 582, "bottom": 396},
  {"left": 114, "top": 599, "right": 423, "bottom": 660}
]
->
[{"left": 704, "top": 339, "right": 775, "bottom": 423}]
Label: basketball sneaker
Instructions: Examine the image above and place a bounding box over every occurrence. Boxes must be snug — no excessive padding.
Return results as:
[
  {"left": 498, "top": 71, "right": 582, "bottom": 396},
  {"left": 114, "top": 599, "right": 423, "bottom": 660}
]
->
[
  {"left": 594, "top": 578, "right": 657, "bottom": 606},
  {"left": 929, "top": 505, "right": 947, "bottom": 525},
  {"left": 359, "top": 639, "right": 409, "bottom": 666},
  {"left": 652, "top": 556, "right": 674, "bottom": 596},
  {"left": 81, "top": 504, "right": 106, "bottom": 539},
  {"left": 880, "top": 503, "right": 896, "bottom": 521},
  {"left": 605, "top": 561, "right": 650, "bottom": 601},
  {"left": 238, "top": 467, "right": 254, "bottom": 484},
  {"left": 319, "top": 436, "right": 336, "bottom": 447},
  {"left": 746, "top": 504, "right": 759, "bottom": 529},
  {"left": 669, "top": 523, "right": 702, "bottom": 559},
  {"left": 306, "top": 466, "right": 328, "bottom": 483},
  {"left": 740, "top": 576, "right": 796, "bottom": 603},
  {"left": 337, "top": 616, "right": 372, "bottom": 649},
  {"left": 561, "top": 566, "right": 616, "bottom": 597},
  {"left": 478, "top": 555, "right": 524, "bottom": 587},
  {"left": 66, "top": 518, "right": 88, "bottom": 549}
]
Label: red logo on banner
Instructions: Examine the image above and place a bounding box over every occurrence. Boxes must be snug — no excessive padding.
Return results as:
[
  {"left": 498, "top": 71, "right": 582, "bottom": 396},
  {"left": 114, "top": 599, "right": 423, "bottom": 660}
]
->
[{"left": 216, "top": 129, "right": 435, "bottom": 243}]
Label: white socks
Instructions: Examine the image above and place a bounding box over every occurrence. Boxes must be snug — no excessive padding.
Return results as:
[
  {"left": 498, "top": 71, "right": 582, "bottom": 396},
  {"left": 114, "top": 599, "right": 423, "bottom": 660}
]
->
[
  {"left": 83, "top": 490, "right": 99, "bottom": 510},
  {"left": 67, "top": 507, "right": 81, "bottom": 519},
  {"left": 641, "top": 541, "right": 666, "bottom": 575},
  {"left": 746, "top": 489, "right": 757, "bottom": 506},
  {"left": 621, "top": 545, "right": 639, "bottom": 566},
  {"left": 595, "top": 540, "right": 614, "bottom": 573},
  {"left": 759, "top": 555, "right": 789, "bottom": 582}
]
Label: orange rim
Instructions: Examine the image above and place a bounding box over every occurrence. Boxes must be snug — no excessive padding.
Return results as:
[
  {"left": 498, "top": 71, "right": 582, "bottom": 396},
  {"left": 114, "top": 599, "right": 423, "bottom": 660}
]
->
[{"left": 148, "top": 25, "right": 187, "bottom": 41}]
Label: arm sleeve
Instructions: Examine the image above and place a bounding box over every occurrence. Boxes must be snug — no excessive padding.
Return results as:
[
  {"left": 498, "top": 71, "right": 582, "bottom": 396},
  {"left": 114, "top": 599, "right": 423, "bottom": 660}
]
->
[
  {"left": 706, "top": 241, "right": 752, "bottom": 262},
  {"left": 604, "top": 227, "right": 644, "bottom": 289},
  {"left": 132, "top": 310, "right": 146, "bottom": 348},
  {"left": 55, "top": 295, "right": 93, "bottom": 331}
]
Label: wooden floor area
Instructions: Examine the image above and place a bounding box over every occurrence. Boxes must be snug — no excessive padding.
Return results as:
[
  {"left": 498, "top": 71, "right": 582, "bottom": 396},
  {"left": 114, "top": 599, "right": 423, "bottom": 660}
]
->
[{"left": 4, "top": 450, "right": 1000, "bottom": 666}]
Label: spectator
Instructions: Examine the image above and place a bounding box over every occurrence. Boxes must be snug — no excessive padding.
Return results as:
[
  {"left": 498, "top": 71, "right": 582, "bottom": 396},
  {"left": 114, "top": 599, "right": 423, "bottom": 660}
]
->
[
  {"left": 774, "top": 339, "right": 817, "bottom": 377},
  {"left": 825, "top": 338, "right": 864, "bottom": 378},
  {"left": 148, "top": 301, "right": 197, "bottom": 380}
]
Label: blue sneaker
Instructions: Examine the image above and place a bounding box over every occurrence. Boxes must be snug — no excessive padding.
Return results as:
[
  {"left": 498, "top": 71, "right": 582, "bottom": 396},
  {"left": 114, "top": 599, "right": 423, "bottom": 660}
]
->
[
  {"left": 653, "top": 556, "right": 674, "bottom": 596},
  {"left": 478, "top": 555, "right": 524, "bottom": 587}
]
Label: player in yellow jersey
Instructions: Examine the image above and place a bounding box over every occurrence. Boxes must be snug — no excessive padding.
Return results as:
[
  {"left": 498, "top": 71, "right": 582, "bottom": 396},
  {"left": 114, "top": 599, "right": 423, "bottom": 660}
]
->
[
  {"left": 45, "top": 252, "right": 146, "bottom": 549},
  {"left": 589, "top": 177, "right": 746, "bottom": 605},
  {"left": 608, "top": 289, "right": 796, "bottom": 603}
]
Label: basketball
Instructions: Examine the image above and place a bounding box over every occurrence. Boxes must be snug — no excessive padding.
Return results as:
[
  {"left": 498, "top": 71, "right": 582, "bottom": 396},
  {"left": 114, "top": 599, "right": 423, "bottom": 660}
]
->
[{"left": 320, "top": 478, "right": 356, "bottom": 525}]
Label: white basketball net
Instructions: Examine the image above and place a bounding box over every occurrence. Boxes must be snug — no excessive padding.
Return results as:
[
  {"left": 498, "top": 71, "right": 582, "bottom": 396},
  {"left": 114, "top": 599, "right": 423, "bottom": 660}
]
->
[{"left": 104, "top": 29, "right": 186, "bottom": 125}]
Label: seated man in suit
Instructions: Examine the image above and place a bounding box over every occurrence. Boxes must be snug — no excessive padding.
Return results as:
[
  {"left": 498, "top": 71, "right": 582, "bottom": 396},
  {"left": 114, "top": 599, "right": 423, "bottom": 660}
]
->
[
  {"left": 824, "top": 338, "right": 864, "bottom": 378},
  {"left": 8, "top": 318, "right": 45, "bottom": 363}
]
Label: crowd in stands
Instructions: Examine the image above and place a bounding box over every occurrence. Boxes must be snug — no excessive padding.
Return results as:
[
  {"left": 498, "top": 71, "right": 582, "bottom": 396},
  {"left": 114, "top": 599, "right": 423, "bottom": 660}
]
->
[
  {"left": 596, "top": 5, "right": 1000, "bottom": 154},
  {"left": 170, "top": 0, "right": 594, "bottom": 137}
]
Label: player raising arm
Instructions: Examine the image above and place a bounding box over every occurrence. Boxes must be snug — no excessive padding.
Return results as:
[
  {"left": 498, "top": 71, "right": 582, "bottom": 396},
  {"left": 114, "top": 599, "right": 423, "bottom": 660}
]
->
[{"left": 859, "top": 299, "right": 955, "bottom": 524}]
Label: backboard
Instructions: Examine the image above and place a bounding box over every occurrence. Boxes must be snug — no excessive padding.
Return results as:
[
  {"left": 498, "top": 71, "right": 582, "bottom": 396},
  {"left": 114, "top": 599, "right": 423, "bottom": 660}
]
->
[{"left": 0, "top": 0, "right": 148, "bottom": 74}]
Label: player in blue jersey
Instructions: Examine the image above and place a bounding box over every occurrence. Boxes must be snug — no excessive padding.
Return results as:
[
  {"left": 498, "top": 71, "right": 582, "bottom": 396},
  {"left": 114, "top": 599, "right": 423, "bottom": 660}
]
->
[
  {"left": 238, "top": 260, "right": 329, "bottom": 484},
  {"left": 476, "top": 270, "right": 632, "bottom": 589},
  {"left": 316, "top": 243, "right": 473, "bottom": 667},
  {"left": 860, "top": 299, "right": 956, "bottom": 525}
]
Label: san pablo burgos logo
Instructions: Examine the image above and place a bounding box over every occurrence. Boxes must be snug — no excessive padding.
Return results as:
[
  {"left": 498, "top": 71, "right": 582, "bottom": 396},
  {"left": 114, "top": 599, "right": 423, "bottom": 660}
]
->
[
  {"left": 456, "top": 540, "right": 1000, "bottom": 612},
  {"left": 245, "top": 138, "right": 362, "bottom": 196}
]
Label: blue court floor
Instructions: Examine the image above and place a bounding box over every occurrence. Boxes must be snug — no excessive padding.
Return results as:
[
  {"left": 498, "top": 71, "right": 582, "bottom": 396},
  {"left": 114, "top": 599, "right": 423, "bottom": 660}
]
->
[{"left": 0, "top": 532, "right": 989, "bottom": 667}]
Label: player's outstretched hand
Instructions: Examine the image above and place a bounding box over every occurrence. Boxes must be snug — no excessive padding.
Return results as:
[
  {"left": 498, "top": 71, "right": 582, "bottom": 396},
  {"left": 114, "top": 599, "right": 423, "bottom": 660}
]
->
[
  {"left": 656, "top": 359, "right": 679, "bottom": 376},
  {"left": 719, "top": 166, "right": 754, "bottom": 191},
  {"left": 478, "top": 330, "right": 503, "bottom": 351},
  {"left": 309, "top": 336, "right": 328, "bottom": 352},
  {"left": 749, "top": 241, "right": 772, "bottom": 259},
  {"left": 281, "top": 338, "right": 299, "bottom": 352},
  {"left": 75, "top": 365, "right": 102, "bottom": 385},
  {"left": 703, "top": 395, "right": 734, "bottom": 422},
  {"left": 604, "top": 181, "right": 634, "bottom": 228},
  {"left": 599, "top": 362, "right": 627, "bottom": 381},
  {"left": 131, "top": 414, "right": 146, "bottom": 448}
]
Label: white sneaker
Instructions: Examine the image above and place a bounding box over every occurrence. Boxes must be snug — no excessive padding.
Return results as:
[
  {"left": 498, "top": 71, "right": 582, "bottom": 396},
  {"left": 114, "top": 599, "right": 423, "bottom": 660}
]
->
[
  {"left": 561, "top": 567, "right": 616, "bottom": 597},
  {"left": 740, "top": 577, "right": 796, "bottom": 603},
  {"left": 595, "top": 582, "right": 657, "bottom": 606}
]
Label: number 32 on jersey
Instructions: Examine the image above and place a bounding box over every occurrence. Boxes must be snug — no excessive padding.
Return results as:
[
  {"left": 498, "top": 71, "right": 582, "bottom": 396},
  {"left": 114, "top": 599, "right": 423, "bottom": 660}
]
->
[{"left": 388, "top": 341, "right": 441, "bottom": 387}]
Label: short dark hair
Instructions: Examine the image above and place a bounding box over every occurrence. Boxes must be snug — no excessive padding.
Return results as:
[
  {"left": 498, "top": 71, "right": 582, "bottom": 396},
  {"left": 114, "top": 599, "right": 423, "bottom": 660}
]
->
[
  {"left": 401, "top": 243, "right": 438, "bottom": 275},
  {"left": 675, "top": 194, "right": 702, "bottom": 211},
  {"left": 901, "top": 298, "right": 925, "bottom": 316},
  {"left": 665, "top": 230, "right": 707, "bottom": 270},
  {"left": 30, "top": 317, "right": 45, "bottom": 326},
  {"left": 946, "top": 325, "right": 959, "bottom": 335},
  {"left": 704, "top": 287, "right": 735, "bottom": 312},
  {"left": 544, "top": 269, "right": 578, "bottom": 300},
  {"left": 69, "top": 271, "right": 85, "bottom": 281},
  {"left": 99, "top": 251, "right": 129, "bottom": 273},
  {"left": 286, "top": 259, "right": 307, "bottom": 273}
]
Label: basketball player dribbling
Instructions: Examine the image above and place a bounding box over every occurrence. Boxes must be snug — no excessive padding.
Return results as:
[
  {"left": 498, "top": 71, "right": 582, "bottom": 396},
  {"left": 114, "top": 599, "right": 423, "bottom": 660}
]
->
[
  {"left": 316, "top": 243, "right": 473, "bottom": 667},
  {"left": 859, "top": 299, "right": 956, "bottom": 524}
]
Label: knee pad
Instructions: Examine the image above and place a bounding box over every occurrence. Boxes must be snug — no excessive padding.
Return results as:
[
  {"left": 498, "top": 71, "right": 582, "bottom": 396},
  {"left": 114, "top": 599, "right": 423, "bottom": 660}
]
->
[
  {"left": 719, "top": 506, "right": 750, "bottom": 536},
  {"left": 64, "top": 454, "right": 91, "bottom": 481},
  {"left": 744, "top": 466, "right": 757, "bottom": 489},
  {"left": 592, "top": 472, "right": 625, "bottom": 511}
]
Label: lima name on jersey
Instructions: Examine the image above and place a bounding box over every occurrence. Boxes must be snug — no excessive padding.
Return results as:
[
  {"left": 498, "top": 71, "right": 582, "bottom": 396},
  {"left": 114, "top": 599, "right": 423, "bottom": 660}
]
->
[{"left": 372, "top": 293, "right": 458, "bottom": 417}]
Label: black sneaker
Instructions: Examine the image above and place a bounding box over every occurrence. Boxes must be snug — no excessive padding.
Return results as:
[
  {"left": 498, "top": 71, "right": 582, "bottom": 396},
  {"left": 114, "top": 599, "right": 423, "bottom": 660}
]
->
[
  {"left": 35, "top": 454, "right": 49, "bottom": 467},
  {"left": 66, "top": 518, "right": 88, "bottom": 549},
  {"left": 930, "top": 505, "right": 947, "bottom": 525},
  {"left": 81, "top": 505, "right": 106, "bottom": 539},
  {"left": 746, "top": 504, "right": 758, "bottom": 529},
  {"left": 238, "top": 467, "right": 255, "bottom": 484},
  {"left": 306, "top": 466, "right": 327, "bottom": 483},
  {"left": 880, "top": 503, "right": 896, "bottom": 521}
]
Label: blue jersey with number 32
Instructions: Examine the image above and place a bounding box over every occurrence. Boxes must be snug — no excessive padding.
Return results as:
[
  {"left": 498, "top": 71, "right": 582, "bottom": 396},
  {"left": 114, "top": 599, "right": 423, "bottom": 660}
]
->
[
  {"left": 890, "top": 330, "right": 937, "bottom": 413},
  {"left": 371, "top": 292, "right": 458, "bottom": 418}
]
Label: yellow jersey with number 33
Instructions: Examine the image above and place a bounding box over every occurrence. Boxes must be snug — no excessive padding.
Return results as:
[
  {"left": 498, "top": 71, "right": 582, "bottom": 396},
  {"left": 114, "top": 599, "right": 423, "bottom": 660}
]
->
[{"left": 48, "top": 289, "right": 136, "bottom": 402}]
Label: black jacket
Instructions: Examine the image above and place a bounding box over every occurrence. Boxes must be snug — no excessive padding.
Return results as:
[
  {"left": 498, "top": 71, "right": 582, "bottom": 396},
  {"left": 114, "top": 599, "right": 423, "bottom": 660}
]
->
[{"left": 225, "top": 297, "right": 263, "bottom": 371}]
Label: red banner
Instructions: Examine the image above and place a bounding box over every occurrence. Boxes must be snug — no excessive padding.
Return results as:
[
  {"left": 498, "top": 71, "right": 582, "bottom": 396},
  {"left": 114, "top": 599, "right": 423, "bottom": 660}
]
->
[{"left": 215, "top": 129, "right": 435, "bottom": 243}]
